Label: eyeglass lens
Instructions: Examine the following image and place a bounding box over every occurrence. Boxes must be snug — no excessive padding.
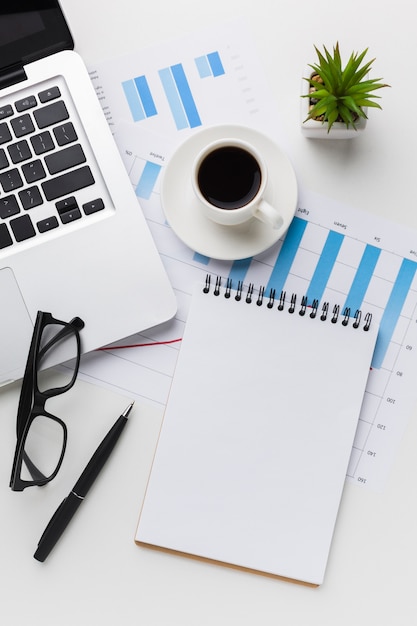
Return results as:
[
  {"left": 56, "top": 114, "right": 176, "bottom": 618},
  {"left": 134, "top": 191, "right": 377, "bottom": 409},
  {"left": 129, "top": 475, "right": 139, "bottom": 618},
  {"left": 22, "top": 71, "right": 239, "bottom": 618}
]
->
[
  {"left": 20, "top": 415, "right": 65, "bottom": 483},
  {"left": 36, "top": 321, "right": 80, "bottom": 392}
]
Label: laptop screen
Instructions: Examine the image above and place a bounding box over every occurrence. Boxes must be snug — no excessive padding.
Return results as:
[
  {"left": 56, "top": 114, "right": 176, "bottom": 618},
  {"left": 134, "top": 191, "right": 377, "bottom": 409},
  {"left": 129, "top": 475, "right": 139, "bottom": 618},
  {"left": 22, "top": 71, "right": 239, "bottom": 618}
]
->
[{"left": 0, "top": 1, "right": 73, "bottom": 71}]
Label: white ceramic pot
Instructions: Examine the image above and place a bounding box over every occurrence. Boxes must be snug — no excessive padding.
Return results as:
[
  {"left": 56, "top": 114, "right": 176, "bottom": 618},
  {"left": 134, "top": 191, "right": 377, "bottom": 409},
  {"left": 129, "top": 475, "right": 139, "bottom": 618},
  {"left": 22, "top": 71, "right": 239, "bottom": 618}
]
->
[{"left": 300, "top": 68, "right": 367, "bottom": 139}]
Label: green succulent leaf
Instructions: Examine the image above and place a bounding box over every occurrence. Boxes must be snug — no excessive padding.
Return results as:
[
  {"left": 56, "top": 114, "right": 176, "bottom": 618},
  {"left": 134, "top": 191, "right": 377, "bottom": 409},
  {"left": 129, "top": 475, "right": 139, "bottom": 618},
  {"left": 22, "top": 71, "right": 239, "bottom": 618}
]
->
[
  {"left": 342, "top": 96, "right": 361, "bottom": 115},
  {"left": 354, "top": 99, "right": 382, "bottom": 109},
  {"left": 309, "top": 88, "right": 330, "bottom": 99}
]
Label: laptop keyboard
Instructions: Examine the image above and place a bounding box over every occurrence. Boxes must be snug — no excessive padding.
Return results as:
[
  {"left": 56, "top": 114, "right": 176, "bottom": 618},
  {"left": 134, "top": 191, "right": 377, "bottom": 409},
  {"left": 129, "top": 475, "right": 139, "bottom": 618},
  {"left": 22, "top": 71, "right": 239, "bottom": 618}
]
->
[{"left": 0, "top": 83, "right": 106, "bottom": 250}]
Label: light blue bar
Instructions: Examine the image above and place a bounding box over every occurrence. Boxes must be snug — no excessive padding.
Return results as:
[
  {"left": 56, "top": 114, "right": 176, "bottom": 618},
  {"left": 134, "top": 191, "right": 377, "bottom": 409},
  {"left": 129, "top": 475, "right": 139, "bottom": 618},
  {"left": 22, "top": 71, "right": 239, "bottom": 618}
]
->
[
  {"left": 170, "top": 63, "right": 202, "bottom": 128},
  {"left": 343, "top": 244, "right": 381, "bottom": 314},
  {"left": 134, "top": 76, "right": 157, "bottom": 117},
  {"left": 122, "top": 79, "right": 145, "bottom": 122},
  {"left": 306, "top": 230, "right": 344, "bottom": 304},
  {"left": 265, "top": 217, "right": 308, "bottom": 295},
  {"left": 207, "top": 51, "right": 225, "bottom": 77},
  {"left": 372, "top": 258, "right": 417, "bottom": 369},
  {"left": 193, "top": 252, "right": 210, "bottom": 265},
  {"left": 158, "top": 67, "right": 189, "bottom": 130},
  {"left": 228, "top": 258, "right": 252, "bottom": 286},
  {"left": 195, "top": 56, "right": 212, "bottom": 78},
  {"left": 135, "top": 161, "right": 162, "bottom": 199}
]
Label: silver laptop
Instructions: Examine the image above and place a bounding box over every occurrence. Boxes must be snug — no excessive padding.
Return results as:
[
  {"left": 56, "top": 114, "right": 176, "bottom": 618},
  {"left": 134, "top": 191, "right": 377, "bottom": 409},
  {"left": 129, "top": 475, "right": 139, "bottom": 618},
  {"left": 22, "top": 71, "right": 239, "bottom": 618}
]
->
[{"left": 0, "top": 2, "right": 177, "bottom": 386}]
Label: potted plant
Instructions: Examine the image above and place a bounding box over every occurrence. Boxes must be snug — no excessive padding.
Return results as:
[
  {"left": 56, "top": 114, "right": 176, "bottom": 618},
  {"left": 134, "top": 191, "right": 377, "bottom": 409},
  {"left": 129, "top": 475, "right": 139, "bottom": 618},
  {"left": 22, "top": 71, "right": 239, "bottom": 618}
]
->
[{"left": 301, "top": 43, "right": 389, "bottom": 138}]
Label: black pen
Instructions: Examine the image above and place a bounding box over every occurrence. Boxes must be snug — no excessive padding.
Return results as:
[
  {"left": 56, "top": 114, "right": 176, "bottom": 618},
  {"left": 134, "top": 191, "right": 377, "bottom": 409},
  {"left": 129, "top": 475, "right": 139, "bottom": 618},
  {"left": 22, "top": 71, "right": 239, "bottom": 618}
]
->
[{"left": 34, "top": 402, "right": 134, "bottom": 562}]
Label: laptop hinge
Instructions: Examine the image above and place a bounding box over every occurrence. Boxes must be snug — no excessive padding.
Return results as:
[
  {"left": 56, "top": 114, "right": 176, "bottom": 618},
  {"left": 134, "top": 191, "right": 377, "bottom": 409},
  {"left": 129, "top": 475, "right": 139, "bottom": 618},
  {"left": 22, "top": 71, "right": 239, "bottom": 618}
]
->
[{"left": 0, "top": 65, "right": 28, "bottom": 90}]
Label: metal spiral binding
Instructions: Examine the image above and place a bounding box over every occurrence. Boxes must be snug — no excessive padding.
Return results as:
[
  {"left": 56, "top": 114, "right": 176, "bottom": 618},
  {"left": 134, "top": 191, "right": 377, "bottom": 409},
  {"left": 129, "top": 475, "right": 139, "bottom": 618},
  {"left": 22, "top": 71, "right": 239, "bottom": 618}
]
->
[
  {"left": 331, "top": 304, "right": 340, "bottom": 323},
  {"left": 310, "top": 299, "right": 319, "bottom": 319},
  {"left": 214, "top": 275, "right": 222, "bottom": 296},
  {"left": 203, "top": 274, "right": 211, "bottom": 293},
  {"left": 202, "top": 275, "right": 372, "bottom": 330},
  {"left": 353, "top": 309, "right": 361, "bottom": 328},
  {"left": 245, "top": 283, "right": 254, "bottom": 304},
  {"left": 267, "top": 288, "right": 276, "bottom": 309},
  {"left": 256, "top": 286, "right": 265, "bottom": 306},
  {"left": 299, "top": 296, "right": 308, "bottom": 316},
  {"left": 363, "top": 312, "right": 372, "bottom": 331}
]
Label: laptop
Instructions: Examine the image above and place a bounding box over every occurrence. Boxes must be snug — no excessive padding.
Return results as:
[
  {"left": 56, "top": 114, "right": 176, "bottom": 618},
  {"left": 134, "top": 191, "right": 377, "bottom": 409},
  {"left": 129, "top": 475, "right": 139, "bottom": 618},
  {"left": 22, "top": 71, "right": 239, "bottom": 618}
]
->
[{"left": 0, "top": 2, "right": 177, "bottom": 386}]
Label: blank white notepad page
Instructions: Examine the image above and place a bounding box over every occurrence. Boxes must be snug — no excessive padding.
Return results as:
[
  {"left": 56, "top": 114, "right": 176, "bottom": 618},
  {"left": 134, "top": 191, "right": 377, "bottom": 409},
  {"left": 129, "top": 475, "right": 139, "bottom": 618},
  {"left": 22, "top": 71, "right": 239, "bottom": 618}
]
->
[{"left": 136, "top": 280, "right": 378, "bottom": 586}]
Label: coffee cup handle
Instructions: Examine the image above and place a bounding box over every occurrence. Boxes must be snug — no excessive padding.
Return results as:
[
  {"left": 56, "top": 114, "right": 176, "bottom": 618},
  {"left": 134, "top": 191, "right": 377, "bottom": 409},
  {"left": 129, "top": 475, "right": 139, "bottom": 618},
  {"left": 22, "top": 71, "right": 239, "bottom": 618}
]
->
[{"left": 253, "top": 200, "right": 283, "bottom": 230}]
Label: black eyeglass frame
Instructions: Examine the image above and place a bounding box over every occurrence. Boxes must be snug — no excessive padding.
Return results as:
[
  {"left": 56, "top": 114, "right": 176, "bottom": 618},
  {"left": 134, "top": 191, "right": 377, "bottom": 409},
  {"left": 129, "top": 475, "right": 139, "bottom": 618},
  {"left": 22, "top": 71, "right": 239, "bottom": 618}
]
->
[{"left": 9, "top": 311, "right": 85, "bottom": 492}]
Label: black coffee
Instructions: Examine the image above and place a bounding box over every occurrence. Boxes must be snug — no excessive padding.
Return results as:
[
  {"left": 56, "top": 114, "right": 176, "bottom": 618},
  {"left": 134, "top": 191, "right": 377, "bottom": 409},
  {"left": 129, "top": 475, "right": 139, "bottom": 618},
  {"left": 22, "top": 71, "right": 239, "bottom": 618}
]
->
[{"left": 197, "top": 146, "right": 262, "bottom": 210}]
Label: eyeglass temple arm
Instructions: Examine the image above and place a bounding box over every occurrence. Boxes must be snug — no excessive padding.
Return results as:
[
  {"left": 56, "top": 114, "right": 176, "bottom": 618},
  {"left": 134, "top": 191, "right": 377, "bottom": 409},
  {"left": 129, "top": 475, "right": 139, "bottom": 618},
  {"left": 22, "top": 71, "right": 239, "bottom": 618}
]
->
[{"left": 38, "top": 316, "right": 85, "bottom": 360}]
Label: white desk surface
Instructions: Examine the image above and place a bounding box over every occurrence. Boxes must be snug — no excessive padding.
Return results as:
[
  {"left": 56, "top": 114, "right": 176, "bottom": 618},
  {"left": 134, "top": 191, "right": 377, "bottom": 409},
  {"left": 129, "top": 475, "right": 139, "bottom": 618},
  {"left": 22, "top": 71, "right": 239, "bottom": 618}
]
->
[{"left": 1, "top": 1, "right": 416, "bottom": 624}]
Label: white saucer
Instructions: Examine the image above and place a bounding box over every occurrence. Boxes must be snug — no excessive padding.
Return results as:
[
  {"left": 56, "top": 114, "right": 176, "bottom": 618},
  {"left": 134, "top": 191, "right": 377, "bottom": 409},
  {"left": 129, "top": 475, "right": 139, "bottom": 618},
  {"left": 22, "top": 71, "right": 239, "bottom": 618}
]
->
[{"left": 161, "top": 125, "right": 298, "bottom": 260}]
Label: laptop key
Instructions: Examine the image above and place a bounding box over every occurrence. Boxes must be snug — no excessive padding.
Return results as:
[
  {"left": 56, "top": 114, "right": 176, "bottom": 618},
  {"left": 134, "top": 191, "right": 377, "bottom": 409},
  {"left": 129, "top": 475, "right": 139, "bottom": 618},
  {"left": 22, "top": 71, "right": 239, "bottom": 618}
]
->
[
  {"left": 0, "top": 223, "right": 12, "bottom": 249},
  {"left": 83, "top": 198, "right": 105, "bottom": 215},
  {"left": 0, "top": 195, "right": 20, "bottom": 219},
  {"left": 34, "top": 101, "right": 69, "bottom": 129},
  {"left": 31, "top": 131, "right": 54, "bottom": 155},
  {"left": 0, "top": 105, "right": 13, "bottom": 120},
  {"left": 38, "top": 86, "right": 61, "bottom": 104},
  {"left": 0, "top": 122, "right": 12, "bottom": 144},
  {"left": 0, "top": 149, "right": 8, "bottom": 170},
  {"left": 8, "top": 140, "right": 32, "bottom": 164},
  {"left": 42, "top": 166, "right": 95, "bottom": 201},
  {"left": 10, "top": 214, "right": 36, "bottom": 242},
  {"left": 45, "top": 144, "right": 86, "bottom": 175},
  {"left": 53, "top": 122, "right": 77, "bottom": 146},
  {"left": 60, "top": 208, "right": 82, "bottom": 224},
  {"left": 22, "top": 160, "right": 46, "bottom": 184},
  {"left": 11, "top": 114, "right": 35, "bottom": 138},
  {"left": 37, "top": 216, "right": 59, "bottom": 233},
  {"left": 19, "top": 186, "right": 43, "bottom": 210},
  {"left": 0, "top": 168, "right": 23, "bottom": 192},
  {"left": 56, "top": 196, "right": 78, "bottom": 213},
  {"left": 15, "top": 96, "right": 37, "bottom": 112}
]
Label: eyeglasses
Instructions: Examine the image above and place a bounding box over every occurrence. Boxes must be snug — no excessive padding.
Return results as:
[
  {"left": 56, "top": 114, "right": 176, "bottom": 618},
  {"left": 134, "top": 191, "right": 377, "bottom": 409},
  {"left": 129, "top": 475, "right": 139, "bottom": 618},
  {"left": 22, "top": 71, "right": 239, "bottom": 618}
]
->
[{"left": 9, "top": 311, "right": 85, "bottom": 491}]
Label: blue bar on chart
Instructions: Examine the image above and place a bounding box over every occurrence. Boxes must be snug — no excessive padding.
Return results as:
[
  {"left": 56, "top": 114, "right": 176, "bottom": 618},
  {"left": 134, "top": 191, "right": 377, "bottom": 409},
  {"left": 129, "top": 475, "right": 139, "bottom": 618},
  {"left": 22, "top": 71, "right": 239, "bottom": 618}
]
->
[
  {"left": 195, "top": 56, "right": 211, "bottom": 78},
  {"left": 207, "top": 51, "right": 225, "bottom": 76},
  {"left": 122, "top": 76, "right": 157, "bottom": 122},
  {"left": 265, "top": 217, "right": 308, "bottom": 296},
  {"left": 135, "top": 161, "right": 162, "bottom": 200},
  {"left": 228, "top": 258, "right": 253, "bottom": 285},
  {"left": 193, "top": 252, "right": 210, "bottom": 265},
  {"left": 158, "top": 64, "right": 202, "bottom": 130},
  {"left": 305, "top": 230, "right": 344, "bottom": 304},
  {"left": 372, "top": 258, "right": 417, "bottom": 369},
  {"left": 343, "top": 244, "right": 381, "bottom": 314},
  {"left": 195, "top": 51, "right": 225, "bottom": 78}
]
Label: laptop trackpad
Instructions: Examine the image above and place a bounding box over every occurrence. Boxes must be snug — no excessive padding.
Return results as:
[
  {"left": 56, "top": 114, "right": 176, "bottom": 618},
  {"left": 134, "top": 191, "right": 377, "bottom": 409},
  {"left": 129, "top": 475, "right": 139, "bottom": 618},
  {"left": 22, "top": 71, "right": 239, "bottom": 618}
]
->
[{"left": 0, "top": 268, "right": 34, "bottom": 386}]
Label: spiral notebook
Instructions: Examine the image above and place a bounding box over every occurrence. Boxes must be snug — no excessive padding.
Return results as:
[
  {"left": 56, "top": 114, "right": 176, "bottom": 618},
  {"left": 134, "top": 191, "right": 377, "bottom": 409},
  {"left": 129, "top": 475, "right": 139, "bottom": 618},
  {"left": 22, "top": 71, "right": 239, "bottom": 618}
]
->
[{"left": 136, "top": 276, "right": 378, "bottom": 586}]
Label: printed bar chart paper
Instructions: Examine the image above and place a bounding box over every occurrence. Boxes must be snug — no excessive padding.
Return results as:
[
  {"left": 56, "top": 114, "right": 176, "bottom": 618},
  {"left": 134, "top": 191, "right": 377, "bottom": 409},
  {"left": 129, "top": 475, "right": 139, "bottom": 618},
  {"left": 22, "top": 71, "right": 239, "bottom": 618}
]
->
[{"left": 86, "top": 22, "right": 417, "bottom": 492}]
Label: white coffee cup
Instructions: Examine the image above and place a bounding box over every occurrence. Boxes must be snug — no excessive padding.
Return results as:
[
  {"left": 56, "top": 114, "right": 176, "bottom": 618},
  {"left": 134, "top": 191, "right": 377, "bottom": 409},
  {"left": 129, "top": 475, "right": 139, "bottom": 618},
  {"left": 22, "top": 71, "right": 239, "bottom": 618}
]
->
[{"left": 191, "top": 138, "right": 283, "bottom": 229}]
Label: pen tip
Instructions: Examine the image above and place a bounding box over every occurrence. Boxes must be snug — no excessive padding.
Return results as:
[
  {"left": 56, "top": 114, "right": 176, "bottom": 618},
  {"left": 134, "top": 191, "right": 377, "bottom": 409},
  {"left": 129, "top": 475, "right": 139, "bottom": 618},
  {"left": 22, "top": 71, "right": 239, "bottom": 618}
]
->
[{"left": 123, "top": 402, "right": 135, "bottom": 418}]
